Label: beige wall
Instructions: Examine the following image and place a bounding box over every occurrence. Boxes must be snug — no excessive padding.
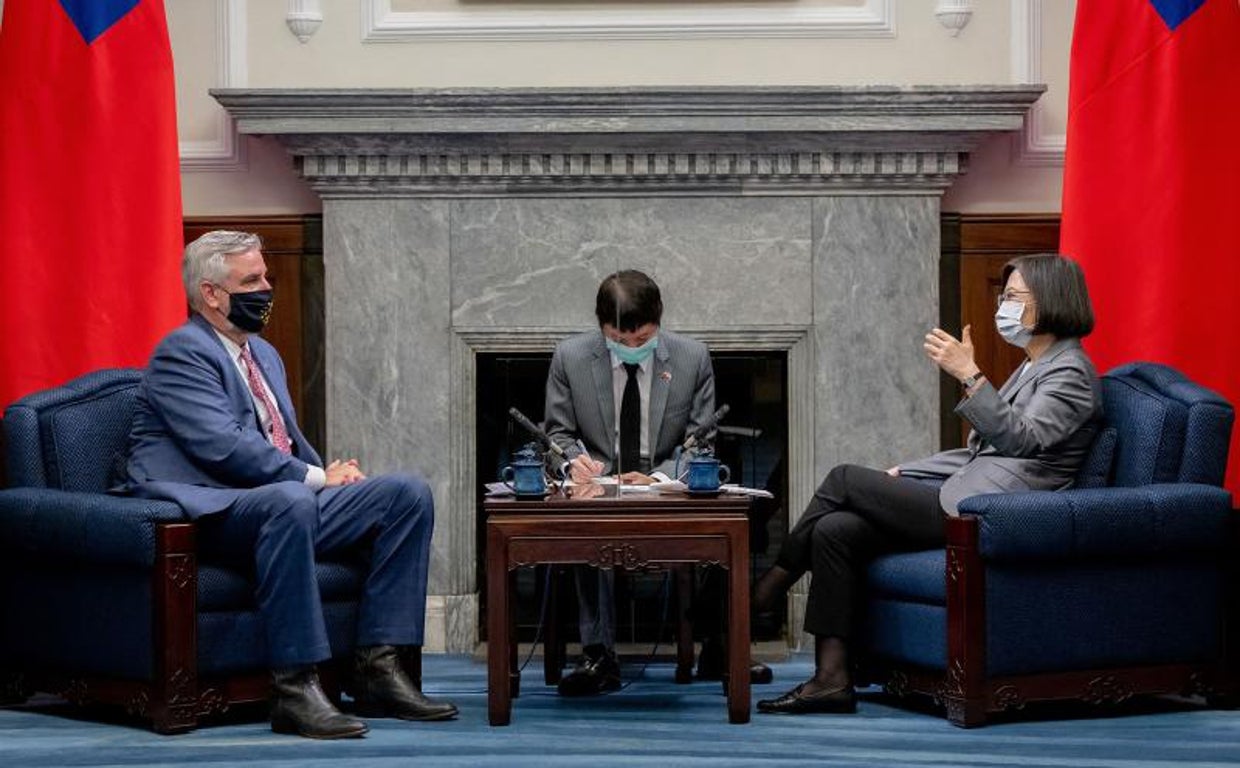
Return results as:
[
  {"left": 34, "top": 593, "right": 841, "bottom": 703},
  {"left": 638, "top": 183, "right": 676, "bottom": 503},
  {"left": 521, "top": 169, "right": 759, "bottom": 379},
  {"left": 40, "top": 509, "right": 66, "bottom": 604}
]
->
[{"left": 169, "top": 0, "right": 1075, "bottom": 215}]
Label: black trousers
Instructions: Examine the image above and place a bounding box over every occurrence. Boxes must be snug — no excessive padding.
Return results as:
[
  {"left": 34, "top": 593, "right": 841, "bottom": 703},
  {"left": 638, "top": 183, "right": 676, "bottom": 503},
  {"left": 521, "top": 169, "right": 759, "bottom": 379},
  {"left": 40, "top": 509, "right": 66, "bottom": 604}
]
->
[{"left": 776, "top": 464, "right": 945, "bottom": 639}]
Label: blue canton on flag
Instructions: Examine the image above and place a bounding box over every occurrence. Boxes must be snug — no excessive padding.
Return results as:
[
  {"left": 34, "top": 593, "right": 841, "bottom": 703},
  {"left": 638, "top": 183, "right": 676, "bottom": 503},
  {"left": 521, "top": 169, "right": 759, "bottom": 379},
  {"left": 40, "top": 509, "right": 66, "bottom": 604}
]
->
[
  {"left": 1147, "top": 0, "right": 1208, "bottom": 29},
  {"left": 58, "top": 0, "right": 140, "bottom": 44}
]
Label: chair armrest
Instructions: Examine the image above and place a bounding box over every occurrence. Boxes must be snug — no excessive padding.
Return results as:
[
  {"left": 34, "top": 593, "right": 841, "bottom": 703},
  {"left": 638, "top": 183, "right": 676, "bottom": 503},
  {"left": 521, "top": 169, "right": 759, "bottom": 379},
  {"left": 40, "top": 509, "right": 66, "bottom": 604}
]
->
[
  {"left": 0, "top": 488, "right": 186, "bottom": 568},
  {"left": 956, "top": 483, "right": 1233, "bottom": 562}
]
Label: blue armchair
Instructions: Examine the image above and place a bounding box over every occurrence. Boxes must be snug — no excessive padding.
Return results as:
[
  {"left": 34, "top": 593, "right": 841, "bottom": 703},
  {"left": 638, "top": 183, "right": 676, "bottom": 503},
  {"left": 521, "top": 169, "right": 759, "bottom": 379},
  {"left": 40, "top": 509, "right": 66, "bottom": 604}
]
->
[
  {"left": 0, "top": 369, "right": 418, "bottom": 733},
  {"left": 859, "top": 362, "right": 1238, "bottom": 726}
]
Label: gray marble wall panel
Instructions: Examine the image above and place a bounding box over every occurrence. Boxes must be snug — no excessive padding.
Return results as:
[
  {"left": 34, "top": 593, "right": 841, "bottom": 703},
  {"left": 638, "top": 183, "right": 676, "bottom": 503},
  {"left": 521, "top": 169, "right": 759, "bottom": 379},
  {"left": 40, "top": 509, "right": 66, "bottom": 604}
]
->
[
  {"left": 450, "top": 198, "right": 812, "bottom": 331},
  {"left": 323, "top": 198, "right": 456, "bottom": 594},
  {"left": 812, "top": 196, "right": 941, "bottom": 482},
  {"left": 322, "top": 192, "right": 943, "bottom": 650}
]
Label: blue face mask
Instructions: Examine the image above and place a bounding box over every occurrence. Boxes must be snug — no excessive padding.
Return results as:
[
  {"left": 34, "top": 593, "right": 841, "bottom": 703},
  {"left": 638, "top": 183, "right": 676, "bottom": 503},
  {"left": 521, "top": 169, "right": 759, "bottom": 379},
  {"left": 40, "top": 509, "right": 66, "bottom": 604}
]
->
[
  {"left": 606, "top": 335, "right": 659, "bottom": 365},
  {"left": 995, "top": 300, "right": 1033, "bottom": 349}
]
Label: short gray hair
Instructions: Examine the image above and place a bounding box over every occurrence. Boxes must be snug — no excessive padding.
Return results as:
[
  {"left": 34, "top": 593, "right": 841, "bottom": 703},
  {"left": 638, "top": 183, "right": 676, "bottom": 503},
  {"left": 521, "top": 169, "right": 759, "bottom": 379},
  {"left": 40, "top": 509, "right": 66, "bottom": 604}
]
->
[{"left": 183, "top": 230, "right": 263, "bottom": 311}]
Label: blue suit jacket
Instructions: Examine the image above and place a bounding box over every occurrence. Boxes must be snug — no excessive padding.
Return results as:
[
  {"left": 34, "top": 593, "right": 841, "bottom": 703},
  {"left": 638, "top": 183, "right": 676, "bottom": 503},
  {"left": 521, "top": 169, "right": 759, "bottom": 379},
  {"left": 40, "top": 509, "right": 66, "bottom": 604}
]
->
[{"left": 123, "top": 314, "right": 322, "bottom": 519}]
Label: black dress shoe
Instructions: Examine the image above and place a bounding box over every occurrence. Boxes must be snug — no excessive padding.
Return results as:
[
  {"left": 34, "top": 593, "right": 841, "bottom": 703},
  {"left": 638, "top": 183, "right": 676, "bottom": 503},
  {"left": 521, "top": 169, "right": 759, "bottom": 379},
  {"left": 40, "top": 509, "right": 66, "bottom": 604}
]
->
[
  {"left": 271, "top": 667, "right": 369, "bottom": 739},
  {"left": 350, "top": 645, "right": 458, "bottom": 721},
  {"left": 557, "top": 648, "right": 621, "bottom": 697},
  {"left": 750, "top": 661, "right": 774, "bottom": 685},
  {"left": 695, "top": 640, "right": 775, "bottom": 684},
  {"left": 756, "top": 682, "right": 857, "bottom": 715}
]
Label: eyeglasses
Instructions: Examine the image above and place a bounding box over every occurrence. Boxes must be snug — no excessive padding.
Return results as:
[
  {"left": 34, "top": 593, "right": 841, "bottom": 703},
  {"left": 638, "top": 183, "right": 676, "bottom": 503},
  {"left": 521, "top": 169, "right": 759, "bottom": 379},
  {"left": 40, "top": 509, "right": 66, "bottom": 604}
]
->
[{"left": 997, "top": 290, "right": 1033, "bottom": 306}]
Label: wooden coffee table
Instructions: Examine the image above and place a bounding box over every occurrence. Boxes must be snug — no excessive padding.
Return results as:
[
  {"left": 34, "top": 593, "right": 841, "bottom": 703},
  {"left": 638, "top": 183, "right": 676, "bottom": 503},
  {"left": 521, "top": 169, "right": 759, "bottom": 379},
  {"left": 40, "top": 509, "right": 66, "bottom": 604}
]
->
[{"left": 484, "top": 487, "right": 752, "bottom": 725}]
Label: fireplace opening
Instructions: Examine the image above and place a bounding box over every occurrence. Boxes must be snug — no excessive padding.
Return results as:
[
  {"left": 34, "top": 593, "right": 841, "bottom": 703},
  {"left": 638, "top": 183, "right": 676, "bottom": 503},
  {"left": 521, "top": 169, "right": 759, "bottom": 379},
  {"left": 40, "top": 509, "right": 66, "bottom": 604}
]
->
[{"left": 475, "top": 349, "right": 789, "bottom": 645}]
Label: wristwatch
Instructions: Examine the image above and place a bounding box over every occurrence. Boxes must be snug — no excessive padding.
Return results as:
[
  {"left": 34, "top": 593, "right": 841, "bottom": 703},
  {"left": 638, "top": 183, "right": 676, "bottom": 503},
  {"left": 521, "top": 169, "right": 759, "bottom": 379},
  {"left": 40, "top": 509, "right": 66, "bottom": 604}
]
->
[{"left": 960, "top": 373, "right": 983, "bottom": 389}]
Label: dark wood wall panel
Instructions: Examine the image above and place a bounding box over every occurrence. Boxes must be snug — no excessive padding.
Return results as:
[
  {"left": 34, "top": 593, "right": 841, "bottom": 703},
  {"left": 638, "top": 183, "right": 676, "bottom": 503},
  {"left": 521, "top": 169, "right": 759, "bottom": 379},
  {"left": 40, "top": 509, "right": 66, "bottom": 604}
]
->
[{"left": 943, "top": 213, "right": 1061, "bottom": 446}]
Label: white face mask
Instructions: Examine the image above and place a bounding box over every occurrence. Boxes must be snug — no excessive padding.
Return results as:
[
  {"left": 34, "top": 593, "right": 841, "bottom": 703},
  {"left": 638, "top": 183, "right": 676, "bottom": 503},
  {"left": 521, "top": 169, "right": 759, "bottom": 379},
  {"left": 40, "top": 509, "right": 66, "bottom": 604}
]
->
[{"left": 995, "top": 300, "right": 1034, "bottom": 348}]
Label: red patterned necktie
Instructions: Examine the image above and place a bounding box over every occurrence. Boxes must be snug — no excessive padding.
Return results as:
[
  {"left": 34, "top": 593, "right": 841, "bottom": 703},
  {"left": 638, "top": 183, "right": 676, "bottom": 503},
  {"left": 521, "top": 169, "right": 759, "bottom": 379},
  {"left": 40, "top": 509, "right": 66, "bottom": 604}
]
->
[{"left": 239, "top": 344, "right": 292, "bottom": 455}]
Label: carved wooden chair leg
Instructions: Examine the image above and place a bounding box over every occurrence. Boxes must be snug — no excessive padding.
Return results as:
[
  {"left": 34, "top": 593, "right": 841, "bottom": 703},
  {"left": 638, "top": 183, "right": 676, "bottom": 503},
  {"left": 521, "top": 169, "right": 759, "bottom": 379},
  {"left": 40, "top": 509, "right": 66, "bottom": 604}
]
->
[
  {"left": 943, "top": 516, "right": 988, "bottom": 728},
  {"left": 151, "top": 522, "right": 199, "bottom": 734}
]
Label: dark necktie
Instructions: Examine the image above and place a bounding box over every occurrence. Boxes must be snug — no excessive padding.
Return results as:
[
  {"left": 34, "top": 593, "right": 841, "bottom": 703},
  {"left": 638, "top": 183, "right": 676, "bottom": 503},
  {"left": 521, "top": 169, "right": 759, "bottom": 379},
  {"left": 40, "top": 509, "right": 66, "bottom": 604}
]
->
[{"left": 619, "top": 363, "right": 641, "bottom": 473}]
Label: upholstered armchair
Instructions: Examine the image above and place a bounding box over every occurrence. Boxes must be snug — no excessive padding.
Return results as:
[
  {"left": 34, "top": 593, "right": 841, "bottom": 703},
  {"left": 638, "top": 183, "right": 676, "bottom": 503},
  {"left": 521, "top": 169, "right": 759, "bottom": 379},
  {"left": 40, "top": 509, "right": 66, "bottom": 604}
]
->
[
  {"left": 858, "top": 362, "right": 1238, "bottom": 726},
  {"left": 0, "top": 368, "right": 418, "bottom": 733}
]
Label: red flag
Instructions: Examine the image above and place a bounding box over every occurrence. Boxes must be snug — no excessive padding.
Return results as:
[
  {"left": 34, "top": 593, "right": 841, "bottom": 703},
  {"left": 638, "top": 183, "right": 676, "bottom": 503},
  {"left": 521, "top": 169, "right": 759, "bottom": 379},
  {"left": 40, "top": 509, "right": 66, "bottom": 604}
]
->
[
  {"left": 1061, "top": 0, "right": 1240, "bottom": 496},
  {"left": 0, "top": 0, "right": 184, "bottom": 408}
]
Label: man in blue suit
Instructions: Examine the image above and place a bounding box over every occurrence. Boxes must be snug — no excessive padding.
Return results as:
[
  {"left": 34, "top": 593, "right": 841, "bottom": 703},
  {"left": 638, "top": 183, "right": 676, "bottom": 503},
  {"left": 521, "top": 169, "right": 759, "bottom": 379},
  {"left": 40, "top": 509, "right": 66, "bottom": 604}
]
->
[{"left": 123, "top": 230, "right": 456, "bottom": 739}]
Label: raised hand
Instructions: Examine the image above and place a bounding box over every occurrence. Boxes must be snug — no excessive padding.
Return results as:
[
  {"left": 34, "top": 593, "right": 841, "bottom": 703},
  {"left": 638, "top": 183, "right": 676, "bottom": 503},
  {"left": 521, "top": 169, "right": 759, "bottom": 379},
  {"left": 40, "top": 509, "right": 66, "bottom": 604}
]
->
[{"left": 923, "top": 324, "right": 981, "bottom": 382}]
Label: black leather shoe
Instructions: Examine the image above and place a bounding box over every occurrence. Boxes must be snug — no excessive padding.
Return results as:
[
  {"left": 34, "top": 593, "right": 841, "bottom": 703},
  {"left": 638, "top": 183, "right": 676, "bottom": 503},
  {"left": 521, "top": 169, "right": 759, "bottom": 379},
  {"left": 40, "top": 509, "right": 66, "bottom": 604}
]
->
[
  {"left": 271, "top": 667, "right": 369, "bottom": 739},
  {"left": 756, "top": 682, "right": 857, "bottom": 715},
  {"left": 557, "top": 647, "right": 621, "bottom": 697},
  {"left": 695, "top": 640, "right": 775, "bottom": 685},
  {"left": 750, "top": 661, "right": 774, "bottom": 685},
  {"left": 351, "top": 645, "right": 458, "bottom": 721}
]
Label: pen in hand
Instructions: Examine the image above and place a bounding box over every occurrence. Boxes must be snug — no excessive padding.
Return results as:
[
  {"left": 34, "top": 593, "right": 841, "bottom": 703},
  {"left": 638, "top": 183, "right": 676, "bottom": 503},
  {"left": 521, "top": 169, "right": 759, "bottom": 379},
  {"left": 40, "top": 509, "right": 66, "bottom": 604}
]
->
[{"left": 572, "top": 439, "right": 604, "bottom": 481}]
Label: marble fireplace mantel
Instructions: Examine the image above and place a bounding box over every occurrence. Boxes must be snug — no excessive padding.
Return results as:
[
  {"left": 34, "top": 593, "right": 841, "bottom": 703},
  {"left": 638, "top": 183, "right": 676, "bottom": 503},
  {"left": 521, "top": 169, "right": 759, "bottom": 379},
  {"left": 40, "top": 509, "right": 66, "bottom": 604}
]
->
[{"left": 214, "top": 86, "right": 1042, "bottom": 651}]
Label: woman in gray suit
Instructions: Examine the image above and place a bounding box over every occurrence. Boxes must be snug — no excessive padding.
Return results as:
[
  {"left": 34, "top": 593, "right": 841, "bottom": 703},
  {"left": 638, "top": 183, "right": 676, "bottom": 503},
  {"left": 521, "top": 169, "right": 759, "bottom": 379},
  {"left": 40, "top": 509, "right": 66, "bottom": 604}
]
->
[{"left": 755, "top": 253, "right": 1102, "bottom": 715}]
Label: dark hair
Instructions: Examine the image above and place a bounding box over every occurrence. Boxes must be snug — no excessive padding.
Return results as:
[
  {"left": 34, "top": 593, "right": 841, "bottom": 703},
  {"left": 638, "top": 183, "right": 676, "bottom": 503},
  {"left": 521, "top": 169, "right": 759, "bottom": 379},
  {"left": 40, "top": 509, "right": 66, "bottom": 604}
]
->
[
  {"left": 1002, "top": 253, "right": 1095, "bottom": 339},
  {"left": 595, "top": 270, "right": 663, "bottom": 331}
]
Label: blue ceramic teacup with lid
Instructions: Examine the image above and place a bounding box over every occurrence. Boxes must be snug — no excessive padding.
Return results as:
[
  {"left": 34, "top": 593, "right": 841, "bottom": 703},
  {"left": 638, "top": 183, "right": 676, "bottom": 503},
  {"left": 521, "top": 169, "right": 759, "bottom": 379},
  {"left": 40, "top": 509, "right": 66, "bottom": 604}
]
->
[{"left": 502, "top": 445, "right": 547, "bottom": 497}]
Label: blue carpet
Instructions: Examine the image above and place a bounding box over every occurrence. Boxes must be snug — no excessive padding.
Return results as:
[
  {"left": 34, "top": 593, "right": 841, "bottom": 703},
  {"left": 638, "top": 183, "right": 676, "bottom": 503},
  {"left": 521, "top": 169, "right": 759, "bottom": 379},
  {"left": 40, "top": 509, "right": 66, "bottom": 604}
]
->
[{"left": 2, "top": 655, "right": 1238, "bottom": 767}]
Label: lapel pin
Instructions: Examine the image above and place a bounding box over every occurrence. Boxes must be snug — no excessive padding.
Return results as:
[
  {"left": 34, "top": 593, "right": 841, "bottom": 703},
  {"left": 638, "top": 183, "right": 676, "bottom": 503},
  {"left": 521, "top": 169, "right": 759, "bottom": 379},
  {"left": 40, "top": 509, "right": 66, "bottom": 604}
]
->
[{"left": 659, "top": 371, "right": 672, "bottom": 384}]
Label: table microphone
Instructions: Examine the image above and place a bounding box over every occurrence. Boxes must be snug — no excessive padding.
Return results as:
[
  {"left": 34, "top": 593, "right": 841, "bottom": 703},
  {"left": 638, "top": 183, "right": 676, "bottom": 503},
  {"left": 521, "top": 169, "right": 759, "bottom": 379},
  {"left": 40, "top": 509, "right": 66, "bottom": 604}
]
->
[
  {"left": 508, "top": 407, "right": 568, "bottom": 460},
  {"left": 682, "top": 404, "right": 730, "bottom": 452}
]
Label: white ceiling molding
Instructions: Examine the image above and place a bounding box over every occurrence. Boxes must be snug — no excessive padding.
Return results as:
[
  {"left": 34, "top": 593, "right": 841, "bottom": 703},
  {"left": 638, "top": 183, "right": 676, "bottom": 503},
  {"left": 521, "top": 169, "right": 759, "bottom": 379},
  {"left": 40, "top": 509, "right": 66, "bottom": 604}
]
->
[
  {"left": 180, "top": 0, "right": 248, "bottom": 172},
  {"left": 361, "top": 0, "right": 895, "bottom": 42},
  {"left": 1011, "top": 0, "right": 1065, "bottom": 166}
]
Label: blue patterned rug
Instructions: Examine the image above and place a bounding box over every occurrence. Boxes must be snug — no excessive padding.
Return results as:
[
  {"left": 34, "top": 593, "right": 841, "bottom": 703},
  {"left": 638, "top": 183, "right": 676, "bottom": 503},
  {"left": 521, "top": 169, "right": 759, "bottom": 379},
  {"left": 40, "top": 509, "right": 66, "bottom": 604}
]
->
[{"left": 1, "top": 655, "right": 1236, "bottom": 767}]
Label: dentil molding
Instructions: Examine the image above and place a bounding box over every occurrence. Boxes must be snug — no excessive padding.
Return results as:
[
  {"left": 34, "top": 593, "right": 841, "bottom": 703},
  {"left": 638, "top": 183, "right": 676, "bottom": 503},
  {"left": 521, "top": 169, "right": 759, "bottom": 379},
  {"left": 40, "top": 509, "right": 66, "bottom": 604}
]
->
[{"left": 212, "top": 86, "right": 1044, "bottom": 196}]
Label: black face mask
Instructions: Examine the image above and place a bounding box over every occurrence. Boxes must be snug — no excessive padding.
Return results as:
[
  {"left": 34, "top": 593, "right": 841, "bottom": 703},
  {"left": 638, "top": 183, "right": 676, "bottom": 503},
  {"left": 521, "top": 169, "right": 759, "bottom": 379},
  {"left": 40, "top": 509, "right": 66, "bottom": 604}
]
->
[{"left": 221, "top": 287, "right": 273, "bottom": 333}]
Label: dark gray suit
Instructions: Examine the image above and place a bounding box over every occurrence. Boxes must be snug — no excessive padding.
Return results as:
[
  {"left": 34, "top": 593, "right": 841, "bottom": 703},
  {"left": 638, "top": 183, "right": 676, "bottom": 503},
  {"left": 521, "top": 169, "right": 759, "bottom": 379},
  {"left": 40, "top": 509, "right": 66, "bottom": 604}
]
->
[
  {"left": 543, "top": 328, "right": 715, "bottom": 648},
  {"left": 545, "top": 328, "right": 715, "bottom": 478},
  {"left": 898, "top": 337, "right": 1102, "bottom": 512}
]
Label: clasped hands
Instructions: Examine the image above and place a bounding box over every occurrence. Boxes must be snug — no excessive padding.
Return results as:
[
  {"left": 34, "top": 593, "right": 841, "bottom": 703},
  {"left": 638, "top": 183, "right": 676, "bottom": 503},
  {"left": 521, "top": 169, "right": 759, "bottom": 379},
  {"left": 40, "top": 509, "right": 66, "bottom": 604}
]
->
[
  {"left": 325, "top": 458, "right": 366, "bottom": 487},
  {"left": 568, "top": 454, "right": 655, "bottom": 486}
]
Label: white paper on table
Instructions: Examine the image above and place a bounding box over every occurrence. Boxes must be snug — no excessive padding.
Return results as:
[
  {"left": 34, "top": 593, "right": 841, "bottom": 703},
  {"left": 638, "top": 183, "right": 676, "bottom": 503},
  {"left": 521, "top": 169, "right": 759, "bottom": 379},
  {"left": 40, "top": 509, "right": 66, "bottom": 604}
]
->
[
  {"left": 485, "top": 482, "right": 515, "bottom": 497},
  {"left": 650, "top": 479, "right": 688, "bottom": 494},
  {"left": 720, "top": 484, "right": 775, "bottom": 499}
]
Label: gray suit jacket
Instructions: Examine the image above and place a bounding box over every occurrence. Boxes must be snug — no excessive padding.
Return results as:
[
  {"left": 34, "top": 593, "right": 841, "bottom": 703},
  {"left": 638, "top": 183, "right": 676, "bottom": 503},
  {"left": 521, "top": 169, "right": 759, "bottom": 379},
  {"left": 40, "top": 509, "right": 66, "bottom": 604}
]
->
[
  {"left": 897, "top": 338, "right": 1102, "bottom": 513},
  {"left": 543, "top": 328, "right": 715, "bottom": 477}
]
